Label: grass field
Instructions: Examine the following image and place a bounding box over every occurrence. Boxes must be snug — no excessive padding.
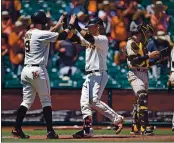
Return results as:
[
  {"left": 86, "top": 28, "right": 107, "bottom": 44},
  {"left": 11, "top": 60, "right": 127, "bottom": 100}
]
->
[{"left": 2, "top": 127, "right": 174, "bottom": 142}]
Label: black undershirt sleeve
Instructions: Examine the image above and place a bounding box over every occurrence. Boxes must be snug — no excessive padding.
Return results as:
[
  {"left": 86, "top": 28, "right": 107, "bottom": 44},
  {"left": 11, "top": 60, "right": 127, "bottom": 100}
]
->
[
  {"left": 69, "top": 34, "right": 81, "bottom": 44},
  {"left": 83, "top": 33, "right": 95, "bottom": 44},
  {"left": 57, "top": 31, "right": 68, "bottom": 40},
  {"left": 128, "top": 55, "right": 149, "bottom": 65}
]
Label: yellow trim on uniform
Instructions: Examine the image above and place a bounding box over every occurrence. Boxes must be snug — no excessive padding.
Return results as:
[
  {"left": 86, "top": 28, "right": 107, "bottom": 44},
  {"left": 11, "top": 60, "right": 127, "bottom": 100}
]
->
[{"left": 140, "top": 106, "right": 148, "bottom": 110}]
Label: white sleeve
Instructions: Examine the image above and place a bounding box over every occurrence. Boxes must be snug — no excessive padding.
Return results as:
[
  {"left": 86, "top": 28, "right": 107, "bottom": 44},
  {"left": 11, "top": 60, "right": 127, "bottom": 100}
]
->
[
  {"left": 126, "top": 40, "right": 136, "bottom": 56},
  {"left": 93, "top": 35, "right": 108, "bottom": 49},
  {"left": 40, "top": 31, "right": 58, "bottom": 42}
]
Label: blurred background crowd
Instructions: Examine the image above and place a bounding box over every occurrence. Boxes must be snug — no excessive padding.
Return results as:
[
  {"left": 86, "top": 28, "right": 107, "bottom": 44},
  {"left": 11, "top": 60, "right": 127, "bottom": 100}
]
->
[{"left": 2, "top": 0, "right": 174, "bottom": 89}]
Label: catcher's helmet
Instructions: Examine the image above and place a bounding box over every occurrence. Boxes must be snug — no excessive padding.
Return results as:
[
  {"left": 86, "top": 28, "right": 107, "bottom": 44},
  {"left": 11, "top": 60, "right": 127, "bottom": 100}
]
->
[
  {"left": 137, "top": 23, "right": 155, "bottom": 36},
  {"left": 86, "top": 17, "right": 103, "bottom": 27},
  {"left": 137, "top": 23, "right": 155, "bottom": 44},
  {"left": 31, "top": 10, "right": 47, "bottom": 25}
]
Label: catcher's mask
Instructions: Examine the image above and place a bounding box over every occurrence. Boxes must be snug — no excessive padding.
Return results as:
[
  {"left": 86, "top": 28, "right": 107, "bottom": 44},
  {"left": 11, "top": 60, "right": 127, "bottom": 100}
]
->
[{"left": 137, "top": 23, "right": 155, "bottom": 44}]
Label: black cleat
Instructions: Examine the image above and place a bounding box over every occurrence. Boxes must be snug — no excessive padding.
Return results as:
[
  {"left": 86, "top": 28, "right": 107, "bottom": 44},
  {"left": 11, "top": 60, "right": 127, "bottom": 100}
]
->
[
  {"left": 47, "top": 131, "right": 59, "bottom": 139},
  {"left": 172, "top": 127, "right": 174, "bottom": 131},
  {"left": 11, "top": 128, "right": 30, "bottom": 139},
  {"left": 72, "top": 128, "right": 93, "bottom": 138},
  {"left": 141, "top": 127, "right": 154, "bottom": 136}
]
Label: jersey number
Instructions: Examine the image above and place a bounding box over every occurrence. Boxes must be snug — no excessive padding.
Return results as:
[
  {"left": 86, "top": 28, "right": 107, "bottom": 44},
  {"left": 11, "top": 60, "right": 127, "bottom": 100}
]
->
[{"left": 25, "top": 40, "right": 30, "bottom": 52}]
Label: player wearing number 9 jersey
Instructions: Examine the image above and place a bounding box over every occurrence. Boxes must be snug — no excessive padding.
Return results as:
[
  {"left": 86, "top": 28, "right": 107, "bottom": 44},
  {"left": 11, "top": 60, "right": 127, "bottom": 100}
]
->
[{"left": 11, "top": 10, "right": 73, "bottom": 139}]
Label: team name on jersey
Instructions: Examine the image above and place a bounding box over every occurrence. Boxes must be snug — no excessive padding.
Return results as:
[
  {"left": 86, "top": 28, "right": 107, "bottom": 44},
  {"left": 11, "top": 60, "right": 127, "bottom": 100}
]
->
[{"left": 25, "top": 33, "right": 32, "bottom": 40}]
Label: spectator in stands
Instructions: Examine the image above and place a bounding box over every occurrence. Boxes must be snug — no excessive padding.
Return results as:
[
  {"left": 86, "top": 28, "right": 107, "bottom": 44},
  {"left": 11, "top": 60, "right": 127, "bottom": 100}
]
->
[
  {"left": 2, "top": 33, "right": 10, "bottom": 87},
  {"left": 55, "top": 40, "right": 77, "bottom": 76},
  {"left": 146, "top": 0, "right": 158, "bottom": 15},
  {"left": 8, "top": 20, "right": 26, "bottom": 48},
  {"left": 2, "top": 0, "right": 21, "bottom": 23},
  {"left": 110, "top": 4, "right": 128, "bottom": 49},
  {"left": 9, "top": 21, "right": 25, "bottom": 78},
  {"left": 114, "top": 41, "right": 127, "bottom": 65},
  {"left": 150, "top": 1, "right": 170, "bottom": 33},
  {"left": 147, "top": 38, "right": 160, "bottom": 79},
  {"left": 2, "top": 11, "right": 13, "bottom": 35},
  {"left": 98, "top": 10, "right": 111, "bottom": 36},
  {"left": 70, "top": 0, "right": 89, "bottom": 27},
  {"left": 153, "top": 31, "right": 174, "bottom": 75}
]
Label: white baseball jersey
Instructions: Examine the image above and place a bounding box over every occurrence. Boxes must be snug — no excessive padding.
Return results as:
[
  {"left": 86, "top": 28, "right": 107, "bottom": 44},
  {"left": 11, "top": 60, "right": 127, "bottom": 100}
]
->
[
  {"left": 20, "top": 29, "right": 59, "bottom": 110},
  {"left": 24, "top": 29, "right": 58, "bottom": 66},
  {"left": 171, "top": 47, "right": 174, "bottom": 72},
  {"left": 80, "top": 35, "right": 108, "bottom": 71},
  {"left": 79, "top": 34, "right": 123, "bottom": 124}
]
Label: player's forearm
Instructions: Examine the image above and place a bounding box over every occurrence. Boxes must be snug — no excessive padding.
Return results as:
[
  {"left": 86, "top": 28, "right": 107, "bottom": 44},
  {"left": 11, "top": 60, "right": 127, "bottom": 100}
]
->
[
  {"left": 76, "top": 24, "right": 95, "bottom": 44},
  {"left": 57, "top": 30, "right": 69, "bottom": 40},
  {"left": 81, "top": 31, "right": 95, "bottom": 44},
  {"left": 128, "top": 55, "right": 149, "bottom": 64},
  {"left": 68, "top": 33, "right": 81, "bottom": 44},
  {"left": 50, "top": 23, "right": 62, "bottom": 32}
]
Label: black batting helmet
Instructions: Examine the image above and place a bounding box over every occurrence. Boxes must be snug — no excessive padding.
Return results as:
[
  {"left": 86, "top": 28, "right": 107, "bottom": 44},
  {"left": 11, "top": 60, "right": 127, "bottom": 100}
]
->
[
  {"left": 31, "top": 10, "right": 47, "bottom": 25},
  {"left": 86, "top": 17, "right": 104, "bottom": 27}
]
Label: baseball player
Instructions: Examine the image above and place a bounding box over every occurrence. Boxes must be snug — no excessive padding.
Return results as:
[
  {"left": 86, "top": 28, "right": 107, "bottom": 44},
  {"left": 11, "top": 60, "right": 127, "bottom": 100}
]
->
[
  {"left": 172, "top": 111, "right": 174, "bottom": 131},
  {"left": 168, "top": 46, "right": 174, "bottom": 131},
  {"left": 66, "top": 16, "right": 124, "bottom": 138},
  {"left": 126, "top": 23, "right": 160, "bottom": 135},
  {"left": 11, "top": 11, "right": 74, "bottom": 139}
]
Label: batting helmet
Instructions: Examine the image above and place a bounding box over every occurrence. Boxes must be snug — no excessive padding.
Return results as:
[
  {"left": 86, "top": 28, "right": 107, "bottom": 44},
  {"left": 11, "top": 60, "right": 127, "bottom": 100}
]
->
[
  {"left": 86, "top": 17, "right": 104, "bottom": 27},
  {"left": 31, "top": 10, "right": 47, "bottom": 25}
]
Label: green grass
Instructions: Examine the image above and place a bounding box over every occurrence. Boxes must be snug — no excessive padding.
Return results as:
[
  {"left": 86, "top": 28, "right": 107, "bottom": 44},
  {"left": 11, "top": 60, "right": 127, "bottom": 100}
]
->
[{"left": 2, "top": 128, "right": 174, "bottom": 142}]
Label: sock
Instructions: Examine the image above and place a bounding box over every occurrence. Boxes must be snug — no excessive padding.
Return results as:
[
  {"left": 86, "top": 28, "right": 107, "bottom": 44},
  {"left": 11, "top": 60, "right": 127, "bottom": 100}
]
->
[
  {"left": 14, "top": 105, "right": 28, "bottom": 130},
  {"left": 83, "top": 116, "right": 92, "bottom": 134},
  {"left": 43, "top": 106, "right": 54, "bottom": 132}
]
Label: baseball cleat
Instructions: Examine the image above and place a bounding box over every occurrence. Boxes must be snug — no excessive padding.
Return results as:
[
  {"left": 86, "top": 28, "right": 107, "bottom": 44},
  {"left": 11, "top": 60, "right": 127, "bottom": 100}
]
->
[
  {"left": 11, "top": 128, "right": 30, "bottom": 139},
  {"left": 172, "top": 126, "right": 174, "bottom": 131},
  {"left": 114, "top": 116, "right": 125, "bottom": 134},
  {"left": 72, "top": 128, "right": 93, "bottom": 138},
  {"left": 46, "top": 131, "right": 59, "bottom": 139},
  {"left": 141, "top": 127, "right": 154, "bottom": 136}
]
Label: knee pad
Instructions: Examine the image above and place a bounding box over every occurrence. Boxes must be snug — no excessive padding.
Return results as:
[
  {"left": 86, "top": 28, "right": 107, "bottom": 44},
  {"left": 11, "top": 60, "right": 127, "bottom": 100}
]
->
[{"left": 137, "top": 90, "right": 148, "bottom": 110}]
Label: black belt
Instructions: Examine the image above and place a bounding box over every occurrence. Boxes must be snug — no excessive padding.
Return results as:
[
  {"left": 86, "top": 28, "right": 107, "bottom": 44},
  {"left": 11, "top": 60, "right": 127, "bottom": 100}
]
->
[
  {"left": 24, "top": 64, "right": 40, "bottom": 67},
  {"left": 86, "top": 70, "right": 107, "bottom": 74}
]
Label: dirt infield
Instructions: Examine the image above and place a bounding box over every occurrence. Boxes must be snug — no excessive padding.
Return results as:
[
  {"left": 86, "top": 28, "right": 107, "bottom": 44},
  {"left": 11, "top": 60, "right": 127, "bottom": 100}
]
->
[
  {"left": 2, "top": 126, "right": 174, "bottom": 142},
  {"left": 3, "top": 134, "right": 174, "bottom": 142}
]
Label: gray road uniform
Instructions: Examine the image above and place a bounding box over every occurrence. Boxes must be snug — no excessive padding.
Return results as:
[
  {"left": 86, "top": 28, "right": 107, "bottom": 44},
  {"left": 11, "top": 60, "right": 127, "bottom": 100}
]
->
[
  {"left": 80, "top": 35, "right": 122, "bottom": 124},
  {"left": 21, "top": 29, "right": 58, "bottom": 109}
]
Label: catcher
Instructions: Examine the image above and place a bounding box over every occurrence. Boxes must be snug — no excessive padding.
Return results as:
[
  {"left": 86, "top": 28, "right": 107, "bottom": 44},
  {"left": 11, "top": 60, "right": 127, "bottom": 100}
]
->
[{"left": 126, "top": 23, "right": 160, "bottom": 135}]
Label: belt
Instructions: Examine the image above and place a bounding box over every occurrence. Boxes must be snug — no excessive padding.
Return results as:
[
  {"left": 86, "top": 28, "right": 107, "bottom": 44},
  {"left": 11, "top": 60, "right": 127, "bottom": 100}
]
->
[
  {"left": 86, "top": 70, "right": 107, "bottom": 74},
  {"left": 130, "top": 68, "right": 148, "bottom": 72},
  {"left": 24, "top": 64, "right": 40, "bottom": 67}
]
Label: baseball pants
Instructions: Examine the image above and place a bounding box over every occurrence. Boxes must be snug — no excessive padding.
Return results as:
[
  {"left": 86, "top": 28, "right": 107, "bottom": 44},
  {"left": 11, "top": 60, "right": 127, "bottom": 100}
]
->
[
  {"left": 127, "top": 69, "right": 149, "bottom": 130},
  {"left": 80, "top": 71, "right": 122, "bottom": 124},
  {"left": 20, "top": 65, "right": 51, "bottom": 109}
]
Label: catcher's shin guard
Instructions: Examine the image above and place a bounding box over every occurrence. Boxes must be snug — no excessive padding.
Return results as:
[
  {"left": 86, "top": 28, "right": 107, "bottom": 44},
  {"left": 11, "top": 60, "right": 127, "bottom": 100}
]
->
[
  {"left": 137, "top": 90, "right": 153, "bottom": 135},
  {"left": 130, "top": 103, "right": 141, "bottom": 135}
]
